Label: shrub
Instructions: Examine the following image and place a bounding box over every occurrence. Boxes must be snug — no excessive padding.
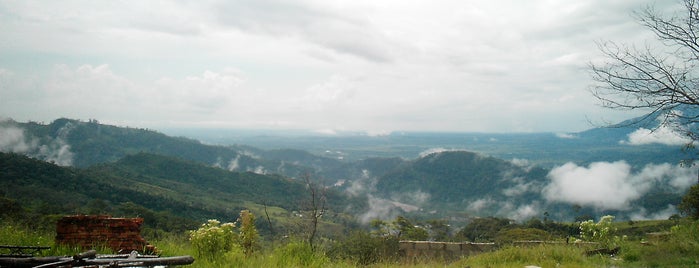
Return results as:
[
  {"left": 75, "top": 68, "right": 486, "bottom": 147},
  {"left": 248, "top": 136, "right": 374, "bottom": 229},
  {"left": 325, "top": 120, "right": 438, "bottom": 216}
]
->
[
  {"left": 579, "top": 215, "right": 620, "bottom": 247},
  {"left": 494, "top": 228, "right": 552, "bottom": 244},
  {"left": 188, "top": 219, "right": 238, "bottom": 261},
  {"left": 238, "top": 210, "right": 259, "bottom": 256},
  {"left": 328, "top": 231, "right": 400, "bottom": 265}
]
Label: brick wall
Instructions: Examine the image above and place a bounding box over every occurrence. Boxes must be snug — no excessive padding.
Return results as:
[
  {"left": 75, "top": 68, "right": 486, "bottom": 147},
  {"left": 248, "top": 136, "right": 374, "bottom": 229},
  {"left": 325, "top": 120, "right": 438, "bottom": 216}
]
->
[{"left": 55, "top": 215, "right": 152, "bottom": 253}]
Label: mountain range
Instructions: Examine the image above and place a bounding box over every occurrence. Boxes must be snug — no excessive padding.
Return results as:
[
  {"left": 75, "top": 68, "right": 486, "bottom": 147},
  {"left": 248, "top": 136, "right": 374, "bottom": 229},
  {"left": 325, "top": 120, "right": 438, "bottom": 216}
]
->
[{"left": 0, "top": 116, "right": 696, "bottom": 232}]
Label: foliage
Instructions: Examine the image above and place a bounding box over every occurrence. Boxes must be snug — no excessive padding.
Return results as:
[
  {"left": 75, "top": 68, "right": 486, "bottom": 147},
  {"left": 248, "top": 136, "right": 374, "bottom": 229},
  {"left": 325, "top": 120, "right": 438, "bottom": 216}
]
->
[
  {"left": 393, "top": 216, "right": 429, "bottom": 241},
  {"left": 618, "top": 220, "right": 699, "bottom": 266},
  {"left": 425, "top": 219, "right": 451, "bottom": 241},
  {"left": 3, "top": 117, "right": 690, "bottom": 225},
  {"left": 456, "top": 217, "right": 513, "bottom": 242},
  {"left": 270, "top": 240, "right": 330, "bottom": 267},
  {"left": 238, "top": 210, "right": 259, "bottom": 256},
  {"left": 329, "top": 231, "right": 400, "bottom": 265},
  {"left": 578, "top": 215, "right": 621, "bottom": 248},
  {"left": 494, "top": 228, "right": 552, "bottom": 245},
  {"left": 188, "top": 219, "right": 239, "bottom": 261},
  {"left": 0, "top": 151, "right": 348, "bottom": 235},
  {"left": 679, "top": 183, "right": 699, "bottom": 218},
  {"left": 6, "top": 216, "right": 699, "bottom": 268},
  {"left": 375, "top": 151, "right": 547, "bottom": 209},
  {"left": 455, "top": 244, "right": 610, "bottom": 267},
  {"left": 367, "top": 217, "right": 429, "bottom": 241},
  {"left": 0, "top": 223, "right": 53, "bottom": 249}
]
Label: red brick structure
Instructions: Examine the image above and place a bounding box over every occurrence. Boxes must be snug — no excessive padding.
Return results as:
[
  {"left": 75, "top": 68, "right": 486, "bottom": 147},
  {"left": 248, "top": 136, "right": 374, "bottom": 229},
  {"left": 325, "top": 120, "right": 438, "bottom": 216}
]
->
[{"left": 56, "top": 215, "right": 153, "bottom": 253}]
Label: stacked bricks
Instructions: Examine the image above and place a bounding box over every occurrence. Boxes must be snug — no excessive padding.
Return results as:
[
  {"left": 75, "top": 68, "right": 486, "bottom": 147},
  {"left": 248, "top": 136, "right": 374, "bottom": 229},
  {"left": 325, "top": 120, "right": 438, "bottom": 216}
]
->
[
  {"left": 56, "top": 215, "right": 150, "bottom": 253},
  {"left": 399, "top": 241, "right": 496, "bottom": 259}
]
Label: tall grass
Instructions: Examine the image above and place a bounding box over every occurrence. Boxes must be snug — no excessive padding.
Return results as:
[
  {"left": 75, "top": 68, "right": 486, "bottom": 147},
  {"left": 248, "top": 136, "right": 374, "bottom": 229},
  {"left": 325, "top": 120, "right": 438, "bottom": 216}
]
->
[
  {"left": 0, "top": 224, "right": 53, "bottom": 247},
  {"left": 452, "top": 244, "right": 612, "bottom": 268},
  {"left": 619, "top": 220, "right": 699, "bottom": 267},
  {"left": 0, "top": 223, "right": 106, "bottom": 257},
  {"left": 4, "top": 219, "right": 699, "bottom": 267}
]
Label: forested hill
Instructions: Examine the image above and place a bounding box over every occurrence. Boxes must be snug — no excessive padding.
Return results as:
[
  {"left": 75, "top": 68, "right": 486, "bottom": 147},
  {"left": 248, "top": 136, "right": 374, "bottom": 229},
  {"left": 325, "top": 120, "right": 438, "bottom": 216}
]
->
[
  {"left": 0, "top": 118, "right": 343, "bottom": 179},
  {"left": 374, "top": 151, "right": 548, "bottom": 204},
  {"left": 0, "top": 117, "right": 691, "bottom": 222},
  {"left": 0, "top": 152, "right": 359, "bottom": 232}
]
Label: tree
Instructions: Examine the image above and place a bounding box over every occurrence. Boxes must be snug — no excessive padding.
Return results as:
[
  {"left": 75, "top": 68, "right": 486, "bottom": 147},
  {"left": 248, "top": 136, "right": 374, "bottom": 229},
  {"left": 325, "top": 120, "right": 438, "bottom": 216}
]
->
[
  {"left": 392, "top": 216, "right": 428, "bottom": 241},
  {"left": 301, "top": 172, "right": 326, "bottom": 251},
  {"left": 238, "top": 210, "right": 259, "bottom": 256},
  {"left": 590, "top": 0, "right": 699, "bottom": 218},
  {"left": 590, "top": 0, "right": 699, "bottom": 142},
  {"left": 456, "top": 217, "right": 512, "bottom": 242},
  {"left": 425, "top": 219, "right": 451, "bottom": 241},
  {"left": 679, "top": 183, "right": 699, "bottom": 217}
]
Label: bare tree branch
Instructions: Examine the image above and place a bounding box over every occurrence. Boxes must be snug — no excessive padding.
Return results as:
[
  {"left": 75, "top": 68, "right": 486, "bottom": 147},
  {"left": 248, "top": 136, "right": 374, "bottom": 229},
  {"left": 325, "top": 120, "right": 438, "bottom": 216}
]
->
[
  {"left": 301, "top": 172, "right": 326, "bottom": 251},
  {"left": 590, "top": 0, "right": 699, "bottom": 141}
]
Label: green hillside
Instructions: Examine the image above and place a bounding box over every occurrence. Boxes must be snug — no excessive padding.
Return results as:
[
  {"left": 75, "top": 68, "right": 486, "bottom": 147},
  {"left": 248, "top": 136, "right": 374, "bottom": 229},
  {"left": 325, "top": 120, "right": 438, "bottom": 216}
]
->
[
  {"left": 1, "top": 118, "right": 336, "bottom": 179},
  {"left": 0, "top": 118, "right": 690, "bottom": 223},
  {"left": 0, "top": 152, "right": 358, "bottom": 235},
  {"left": 364, "top": 151, "right": 548, "bottom": 216}
]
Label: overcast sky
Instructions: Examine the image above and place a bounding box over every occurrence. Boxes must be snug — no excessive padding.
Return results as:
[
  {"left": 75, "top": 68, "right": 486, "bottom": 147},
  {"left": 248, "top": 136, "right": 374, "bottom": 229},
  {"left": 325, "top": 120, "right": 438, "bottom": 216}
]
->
[{"left": 0, "top": 0, "right": 681, "bottom": 134}]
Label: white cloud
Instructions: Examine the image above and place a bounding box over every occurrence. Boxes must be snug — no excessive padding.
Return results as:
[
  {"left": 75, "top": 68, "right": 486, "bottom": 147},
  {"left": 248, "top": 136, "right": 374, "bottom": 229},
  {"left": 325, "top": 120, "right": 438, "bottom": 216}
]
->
[
  {"left": 0, "top": 126, "right": 34, "bottom": 153},
  {"left": 391, "top": 190, "right": 430, "bottom": 206},
  {"left": 0, "top": 0, "right": 682, "bottom": 132},
  {"left": 0, "top": 124, "right": 74, "bottom": 166},
  {"left": 359, "top": 194, "right": 402, "bottom": 224},
  {"left": 629, "top": 205, "right": 678, "bottom": 221},
  {"left": 507, "top": 203, "right": 540, "bottom": 222},
  {"left": 154, "top": 69, "right": 245, "bottom": 112},
  {"left": 556, "top": 133, "right": 577, "bottom": 139},
  {"left": 510, "top": 158, "right": 535, "bottom": 172},
  {"left": 418, "top": 148, "right": 473, "bottom": 158},
  {"left": 345, "top": 169, "right": 373, "bottom": 195},
  {"left": 503, "top": 181, "right": 535, "bottom": 197},
  {"left": 623, "top": 126, "right": 691, "bottom": 146},
  {"left": 543, "top": 161, "right": 696, "bottom": 210},
  {"left": 543, "top": 161, "right": 635, "bottom": 210},
  {"left": 467, "top": 198, "right": 495, "bottom": 212}
]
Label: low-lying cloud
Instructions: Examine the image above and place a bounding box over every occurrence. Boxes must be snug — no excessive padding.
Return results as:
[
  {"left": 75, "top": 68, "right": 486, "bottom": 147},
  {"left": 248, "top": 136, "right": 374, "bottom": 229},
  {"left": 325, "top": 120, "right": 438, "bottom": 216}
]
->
[
  {"left": 0, "top": 123, "right": 74, "bottom": 166},
  {"left": 358, "top": 195, "right": 401, "bottom": 224},
  {"left": 466, "top": 198, "right": 541, "bottom": 222},
  {"left": 543, "top": 161, "right": 695, "bottom": 210},
  {"left": 0, "top": 126, "right": 35, "bottom": 153},
  {"left": 629, "top": 205, "right": 678, "bottom": 221},
  {"left": 622, "top": 126, "right": 691, "bottom": 146}
]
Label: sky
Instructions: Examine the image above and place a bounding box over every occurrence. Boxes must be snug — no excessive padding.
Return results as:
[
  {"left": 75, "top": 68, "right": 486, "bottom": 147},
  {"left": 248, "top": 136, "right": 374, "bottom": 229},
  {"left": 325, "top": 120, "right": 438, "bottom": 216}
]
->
[{"left": 0, "top": 0, "right": 682, "bottom": 134}]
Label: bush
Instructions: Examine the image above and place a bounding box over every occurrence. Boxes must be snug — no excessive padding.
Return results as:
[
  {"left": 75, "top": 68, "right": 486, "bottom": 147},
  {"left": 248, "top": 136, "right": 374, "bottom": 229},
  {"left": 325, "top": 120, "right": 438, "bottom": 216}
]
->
[
  {"left": 328, "top": 231, "right": 400, "bottom": 265},
  {"left": 238, "top": 210, "right": 259, "bottom": 256},
  {"left": 494, "top": 228, "right": 552, "bottom": 244},
  {"left": 188, "top": 219, "right": 238, "bottom": 261},
  {"left": 579, "top": 215, "right": 620, "bottom": 247},
  {"left": 456, "top": 217, "right": 512, "bottom": 242}
]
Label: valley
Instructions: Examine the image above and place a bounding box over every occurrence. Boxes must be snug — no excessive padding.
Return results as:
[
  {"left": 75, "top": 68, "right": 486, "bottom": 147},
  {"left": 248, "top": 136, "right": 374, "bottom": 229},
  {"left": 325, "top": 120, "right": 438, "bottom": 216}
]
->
[{"left": 1, "top": 117, "right": 698, "bottom": 267}]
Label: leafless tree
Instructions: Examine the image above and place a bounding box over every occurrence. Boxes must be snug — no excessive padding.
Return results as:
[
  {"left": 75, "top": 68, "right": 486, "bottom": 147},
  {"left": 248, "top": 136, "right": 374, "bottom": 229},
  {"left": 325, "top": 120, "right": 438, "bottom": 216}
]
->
[
  {"left": 590, "top": 0, "right": 699, "bottom": 142},
  {"left": 301, "top": 172, "right": 326, "bottom": 251}
]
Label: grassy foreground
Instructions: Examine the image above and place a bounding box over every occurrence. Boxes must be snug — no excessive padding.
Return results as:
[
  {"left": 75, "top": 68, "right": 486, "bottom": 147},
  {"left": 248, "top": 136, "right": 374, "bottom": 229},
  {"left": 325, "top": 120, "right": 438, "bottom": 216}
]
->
[{"left": 2, "top": 220, "right": 698, "bottom": 267}]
